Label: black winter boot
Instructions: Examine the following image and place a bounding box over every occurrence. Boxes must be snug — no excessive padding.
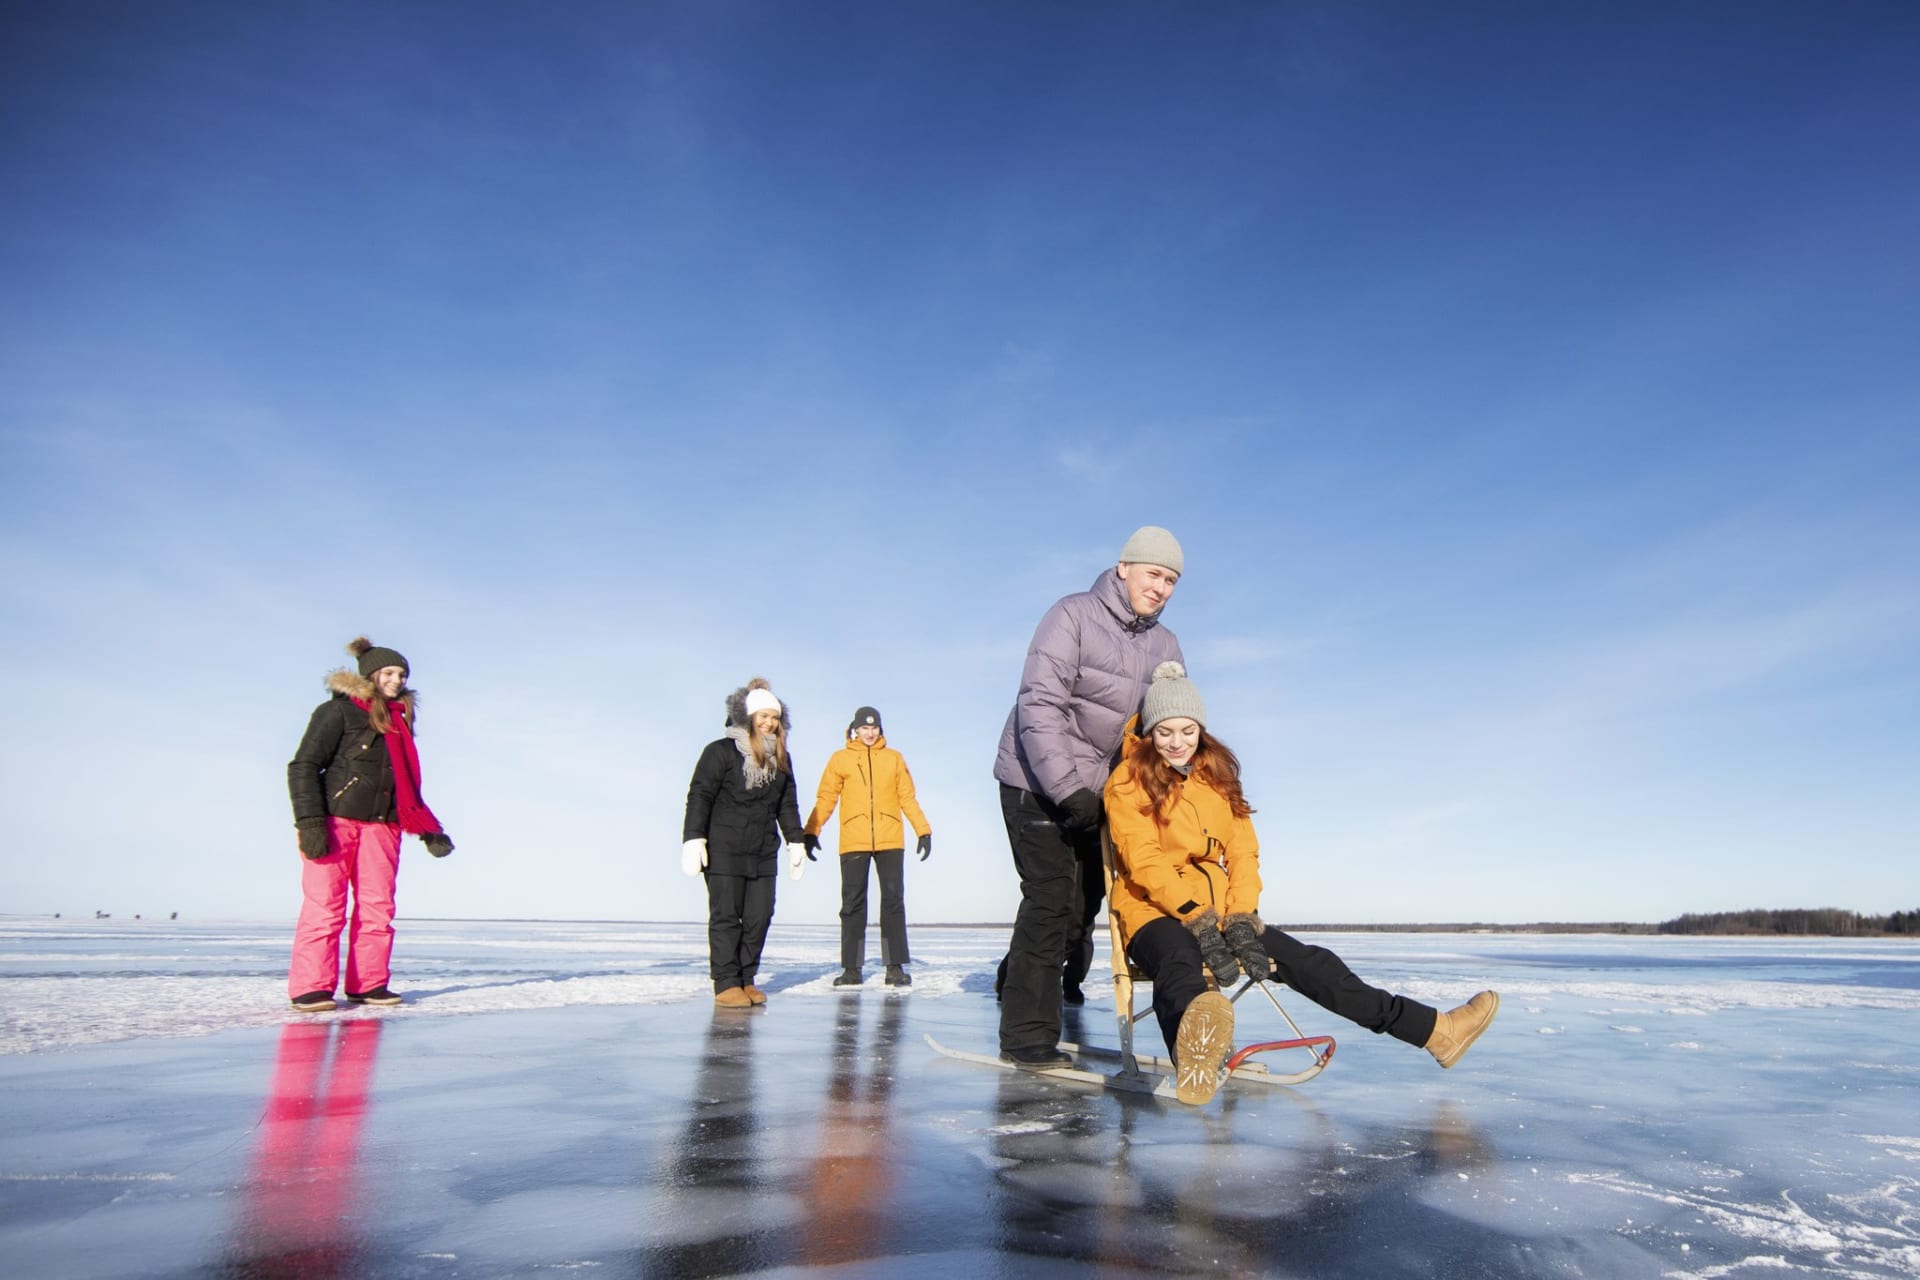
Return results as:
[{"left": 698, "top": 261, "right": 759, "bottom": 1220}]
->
[
  {"left": 885, "top": 965, "right": 911, "bottom": 987},
  {"left": 833, "top": 969, "right": 864, "bottom": 986}
]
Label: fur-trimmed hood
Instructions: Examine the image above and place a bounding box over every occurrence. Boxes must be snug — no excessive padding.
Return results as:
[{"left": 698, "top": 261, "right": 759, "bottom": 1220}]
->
[
  {"left": 326, "top": 668, "right": 418, "bottom": 722},
  {"left": 724, "top": 677, "right": 791, "bottom": 731}
]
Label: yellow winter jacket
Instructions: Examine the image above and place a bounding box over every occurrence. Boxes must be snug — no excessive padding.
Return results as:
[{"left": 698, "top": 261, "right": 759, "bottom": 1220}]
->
[
  {"left": 1104, "top": 722, "right": 1262, "bottom": 951},
  {"left": 804, "top": 735, "right": 931, "bottom": 854}
]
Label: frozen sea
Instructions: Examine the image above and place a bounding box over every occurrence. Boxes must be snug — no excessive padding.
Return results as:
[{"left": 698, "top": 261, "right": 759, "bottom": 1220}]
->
[{"left": 2, "top": 918, "right": 1918, "bottom": 1279}]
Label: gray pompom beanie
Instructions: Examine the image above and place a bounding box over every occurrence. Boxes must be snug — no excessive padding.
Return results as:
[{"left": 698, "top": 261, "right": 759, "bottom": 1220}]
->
[
  {"left": 1141, "top": 660, "right": 1206, "bottom": 733},
  {"left": 1118, "top": 526, "right": 1184, "bottom": 574}
]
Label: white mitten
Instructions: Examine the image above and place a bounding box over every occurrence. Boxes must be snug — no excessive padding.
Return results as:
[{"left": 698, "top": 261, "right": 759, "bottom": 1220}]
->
[
  {"left": 786, "top": 843, "right": 808, "bottom": 880},
  {"left": 681, "top": 838, "right": 708, "bottom": 877}
]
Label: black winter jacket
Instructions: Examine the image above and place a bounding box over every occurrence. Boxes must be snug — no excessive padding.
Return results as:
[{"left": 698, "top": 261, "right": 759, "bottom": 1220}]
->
[
  {"left": 683, "top": 730, "right": 803, "bottom": 877},
  {"left": 288, "top": 673, "right": 404, "bottom": 826}
]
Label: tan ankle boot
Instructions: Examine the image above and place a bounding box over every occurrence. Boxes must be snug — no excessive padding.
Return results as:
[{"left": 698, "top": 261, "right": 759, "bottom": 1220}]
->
[
  {"left": 1426, "top": 990, "right": 1499, "bottom": 1068},
  {"left": 714, "top": 986, "right": 754, "bottom": 1009},
  {"left": 1173, "top": 991, "right": 1235, "bottom": 1105}
]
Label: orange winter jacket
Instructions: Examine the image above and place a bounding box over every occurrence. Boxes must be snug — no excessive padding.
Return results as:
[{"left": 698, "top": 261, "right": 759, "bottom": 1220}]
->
[
  {"left": 1104, "top": 724, "right": 1263, "bottom": 951},
  {"left": 804, "top": 735, "right": 931, "bottom": 854}
]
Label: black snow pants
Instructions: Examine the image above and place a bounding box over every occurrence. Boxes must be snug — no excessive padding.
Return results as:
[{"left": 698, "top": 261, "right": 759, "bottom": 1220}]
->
[
  {"left": 997, "top": 783, "right": 1106, "bottom": 1053},
  {"left": 706, "top": 872, "right": 775, "bottom": 993},
  {"left": 838, "top": 849, "right": 909, "bottom": 970}
]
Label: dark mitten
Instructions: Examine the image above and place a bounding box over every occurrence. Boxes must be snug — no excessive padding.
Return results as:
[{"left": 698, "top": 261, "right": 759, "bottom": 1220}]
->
[
  {"left": 296, "top": 821, "right": 329, "bottom": 860},
  {"left": 1222, "top": 913, "right": 1271, "bottom": 982},
  {"left": 1057, "top": 788, "right": 1104, "bottom": 833},
  {"left": 423, "top": 832, "right": 455, "bottom": 858},
  {"left": 1184, "top": 908, "right": 1241, "bottom": 986},
  {"left": 916, "top": 833, "right": 932, "bottom": 861},
  {"left": 802, "top": 833, "right": 822, "bottom": 860}
]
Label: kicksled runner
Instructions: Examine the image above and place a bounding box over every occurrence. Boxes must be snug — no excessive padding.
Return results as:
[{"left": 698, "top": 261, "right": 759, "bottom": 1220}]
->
[{"left": 927, "top": 974, "right": 1336, "bottom": 1099}]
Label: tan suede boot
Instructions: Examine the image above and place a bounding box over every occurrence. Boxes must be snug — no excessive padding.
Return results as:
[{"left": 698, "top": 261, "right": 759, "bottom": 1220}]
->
[
  {"left": 1426, "top": 990, "right": 1499, "bottom": 1068},
  {"left": 714, "top": 986, "right": 754, "bottom": 1009},
  {"left": 743, "top": 986, "right": 768, "bottom": 1005},
  {"left": 1173, "top": 991, "right": 1235, "bottom": 1105}
]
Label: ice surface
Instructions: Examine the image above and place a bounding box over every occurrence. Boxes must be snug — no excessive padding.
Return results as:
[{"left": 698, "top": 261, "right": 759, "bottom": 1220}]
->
[{"left": 2, "top": 918, "right": 1917, "bottom": 1278}]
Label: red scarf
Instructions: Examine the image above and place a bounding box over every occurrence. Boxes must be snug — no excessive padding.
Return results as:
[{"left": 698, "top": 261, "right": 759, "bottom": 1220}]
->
[{"left": 352, "top": 698, "right": 443, "bottom": 836}]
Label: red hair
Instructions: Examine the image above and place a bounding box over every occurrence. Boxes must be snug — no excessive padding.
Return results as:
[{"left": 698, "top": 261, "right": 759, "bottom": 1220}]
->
[{"left": 1127, "top": 729, "right": 1254, "bottom": 821}]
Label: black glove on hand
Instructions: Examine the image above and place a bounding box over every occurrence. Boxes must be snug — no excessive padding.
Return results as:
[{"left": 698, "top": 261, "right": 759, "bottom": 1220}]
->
[
  {"left": 916, "top": 833, "right": 932, "bottom": 861},
  {"left": 1184, "top": 908, "right": 1241, "bottom": 986},
  {"left": 801, "top": 833, "right": 821, "bottom": 860},
  {"left": 423, "top": 832, "right": 455, "bottom": 858},
  {"left": 1057, "top": 788, "right": 1104, "bottom": 833},
  {"left": 296, "top": 821, "right": 329, "bottom": 860},
  {"left": 1222, "top": 913, "right": 1271, "bottom": 983}
]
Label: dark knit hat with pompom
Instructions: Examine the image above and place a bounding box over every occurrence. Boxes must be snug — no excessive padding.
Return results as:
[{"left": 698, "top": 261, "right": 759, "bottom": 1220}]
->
[{"left": 349, "top": 636, "right": 409, "bottom": 678}]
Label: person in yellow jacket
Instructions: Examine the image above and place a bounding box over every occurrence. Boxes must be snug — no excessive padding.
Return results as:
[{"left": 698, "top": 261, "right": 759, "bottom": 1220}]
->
[
  {"left": 1106, "top": 662, "right": 1500, "bottom": 1105},
  {"left": 803, "top": 706, "right": 933, "bottom": 987}
]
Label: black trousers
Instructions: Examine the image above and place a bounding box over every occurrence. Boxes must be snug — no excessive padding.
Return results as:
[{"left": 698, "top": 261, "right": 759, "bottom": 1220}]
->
[
  {"left": 838, "top": 848, "right": 909, "bottom": 970},
  {"left": 1126, "top": 915, "right": 1438, "bottom": 1059},
  {"left": 705, "top": 872, "right": 775, "bottom": 993},
  {"left": 997, "top": 783, "right": 1106, "bottom": 1053}
]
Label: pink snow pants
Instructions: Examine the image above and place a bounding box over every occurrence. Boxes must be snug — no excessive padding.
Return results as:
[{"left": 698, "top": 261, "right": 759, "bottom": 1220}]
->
[{"left": 288, "top": 817, "right": 402, "bottom": 998}]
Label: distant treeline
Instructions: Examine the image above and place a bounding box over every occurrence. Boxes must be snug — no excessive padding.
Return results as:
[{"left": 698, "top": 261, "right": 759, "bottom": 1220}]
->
[{"left": 1655, "top": 908, "right": 1918, "bottom": 937}]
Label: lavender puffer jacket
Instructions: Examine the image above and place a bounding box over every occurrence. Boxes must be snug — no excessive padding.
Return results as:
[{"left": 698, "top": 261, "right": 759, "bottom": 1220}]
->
[{"left": 993, "top": 569, "right": 1184, "bottom": 804}]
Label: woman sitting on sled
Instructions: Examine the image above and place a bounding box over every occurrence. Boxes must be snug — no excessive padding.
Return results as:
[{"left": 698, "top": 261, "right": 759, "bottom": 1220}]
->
[{"left": 1105, "top": 662, "right": 1499, "bottom": 1105}]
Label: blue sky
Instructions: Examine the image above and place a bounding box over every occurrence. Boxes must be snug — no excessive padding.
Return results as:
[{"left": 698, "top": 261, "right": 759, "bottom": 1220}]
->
[{"left": 3, "top": 2, "right": 1915, "bottom": 927}]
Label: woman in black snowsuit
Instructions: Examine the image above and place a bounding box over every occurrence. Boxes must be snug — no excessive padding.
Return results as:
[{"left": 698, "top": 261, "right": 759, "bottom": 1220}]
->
[{"left": 682, "top": 677, "right": 807, "bottom": 1008}]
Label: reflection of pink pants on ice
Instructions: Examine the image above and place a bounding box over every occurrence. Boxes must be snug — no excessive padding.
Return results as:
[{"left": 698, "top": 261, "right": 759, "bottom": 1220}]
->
[{"left": 289, "top": 817, "right": 402, "bottom": 998}]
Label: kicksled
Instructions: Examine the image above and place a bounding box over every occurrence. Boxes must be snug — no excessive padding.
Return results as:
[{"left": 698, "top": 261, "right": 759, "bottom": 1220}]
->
[{"left": 927, "top": 976, "right": 1336, "bottom": 1099}]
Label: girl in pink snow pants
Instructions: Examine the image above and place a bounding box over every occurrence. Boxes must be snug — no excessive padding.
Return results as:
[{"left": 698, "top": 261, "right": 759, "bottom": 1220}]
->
[{"left": 285, "top": 637, "right": 454, "bottom": 1012}]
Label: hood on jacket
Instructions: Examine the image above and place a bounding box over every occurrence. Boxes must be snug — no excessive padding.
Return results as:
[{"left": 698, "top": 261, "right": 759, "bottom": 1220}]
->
[
  {"left": 325, "top": 668, "right": 418, "bottom": 721},
  {"left": 1093, "top": 568, "right": 1165, "bottom": 633},
  {"left": 725, "top": 677, "right": 792, "bottom": 731}
]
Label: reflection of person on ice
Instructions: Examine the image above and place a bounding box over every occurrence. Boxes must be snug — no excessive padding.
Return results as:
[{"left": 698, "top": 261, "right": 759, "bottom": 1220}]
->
[
  {"left": 994, "top": 527, "right": 1186, "bottom": 1067},
  {"left": 285, "top": 637, "right": 453, "bottom": 1013},
  {"left": 803, "top": 706, "right": 932, "bottom": 988},
  {"left": 1107, "top": 662, "right": 1500, "bottom": 1104},
  {"left": 682, "top": 678, "right": 807, "bottom": 1009}
]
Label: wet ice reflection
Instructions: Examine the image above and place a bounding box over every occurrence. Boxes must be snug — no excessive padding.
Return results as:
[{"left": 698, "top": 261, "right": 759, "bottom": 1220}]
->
[{"left": 218, "top": 1020, "right": 382, "bottom": 1277}]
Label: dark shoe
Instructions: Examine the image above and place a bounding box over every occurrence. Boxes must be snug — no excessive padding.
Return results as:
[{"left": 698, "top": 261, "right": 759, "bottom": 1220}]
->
[
  {"left": 290, "top": 991, "right": 336, "bottom": 1013},
  {"left": 1062, "top": 981, "right": 1085, "bottom": 1006},
  {"left": 833, "top": 969, "right": 864, "bottom": 987},
  {"left": 345, "top": 987, "right": 402, "bottom": 1007},
  {"left": 999, "top": 1044, "right": 1074, "bottom": 1070},
  {"left": 885, "top": 965, "right": 911, "bottom": 987}
]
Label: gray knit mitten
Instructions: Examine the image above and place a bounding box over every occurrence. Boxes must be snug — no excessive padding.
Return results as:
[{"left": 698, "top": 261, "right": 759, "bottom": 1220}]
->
[
  {"left": 296, "top": 820, "right": 329, "bottom": 860},
  {"left": 1184, "top": 909, "right": 1241, "bottom": 986},
  {"left": 1222, "top": 913, "right": 1271, "bottom": 982}
]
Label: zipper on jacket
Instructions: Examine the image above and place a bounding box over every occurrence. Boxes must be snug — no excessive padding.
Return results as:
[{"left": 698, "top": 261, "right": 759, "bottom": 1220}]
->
[
  {"left": 862, "top": 745, "right": 878, "bottom": 852},
  {"left": 332, "top": 776, "right": 360, "bottom": 803}
]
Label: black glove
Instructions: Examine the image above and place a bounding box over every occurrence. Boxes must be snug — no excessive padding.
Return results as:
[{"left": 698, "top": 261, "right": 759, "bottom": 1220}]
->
[
  {"left": 423, "top": 832, "right": 455, "bottom": 858},
  {"left": 296, "top": 820, "right": 329, "bottom": 860},
  {"left": 1222, "top": 913, "right": 1271, "bottom": 983},
  {"left": 916, "top": 833, "right": 932, "bottom": 861},
  {"left": 1057, "top": 788, "right": 1104, "bottom": 833},
  {"left": 801, "top": 833, "right": 821, "bottom": 860},
  {"left": 1184, "top": 908, "right": 1241, "bottom": 986}
]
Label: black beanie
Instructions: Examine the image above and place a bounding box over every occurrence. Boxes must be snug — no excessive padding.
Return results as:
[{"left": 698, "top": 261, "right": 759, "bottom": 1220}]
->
[
  {"left": 348, "top": 636, "right": 409, "bottom": 678},
  {"left": 847, "top": 705, "right": 883, "bottom": 736}
]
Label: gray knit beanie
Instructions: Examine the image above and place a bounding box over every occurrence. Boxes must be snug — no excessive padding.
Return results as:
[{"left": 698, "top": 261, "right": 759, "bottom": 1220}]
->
[
  {"left": 348, "top": 636, "right": 409, "bottom": 678},
  {"left": 1141, "top": 660, "right": 1206, "bottom": 733},
  {"left": 848, "top": 705, "right": 883, "bottom": 736},
  {"left": 1118, "top": 525, "right": 1184, "bottom": 574}
]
